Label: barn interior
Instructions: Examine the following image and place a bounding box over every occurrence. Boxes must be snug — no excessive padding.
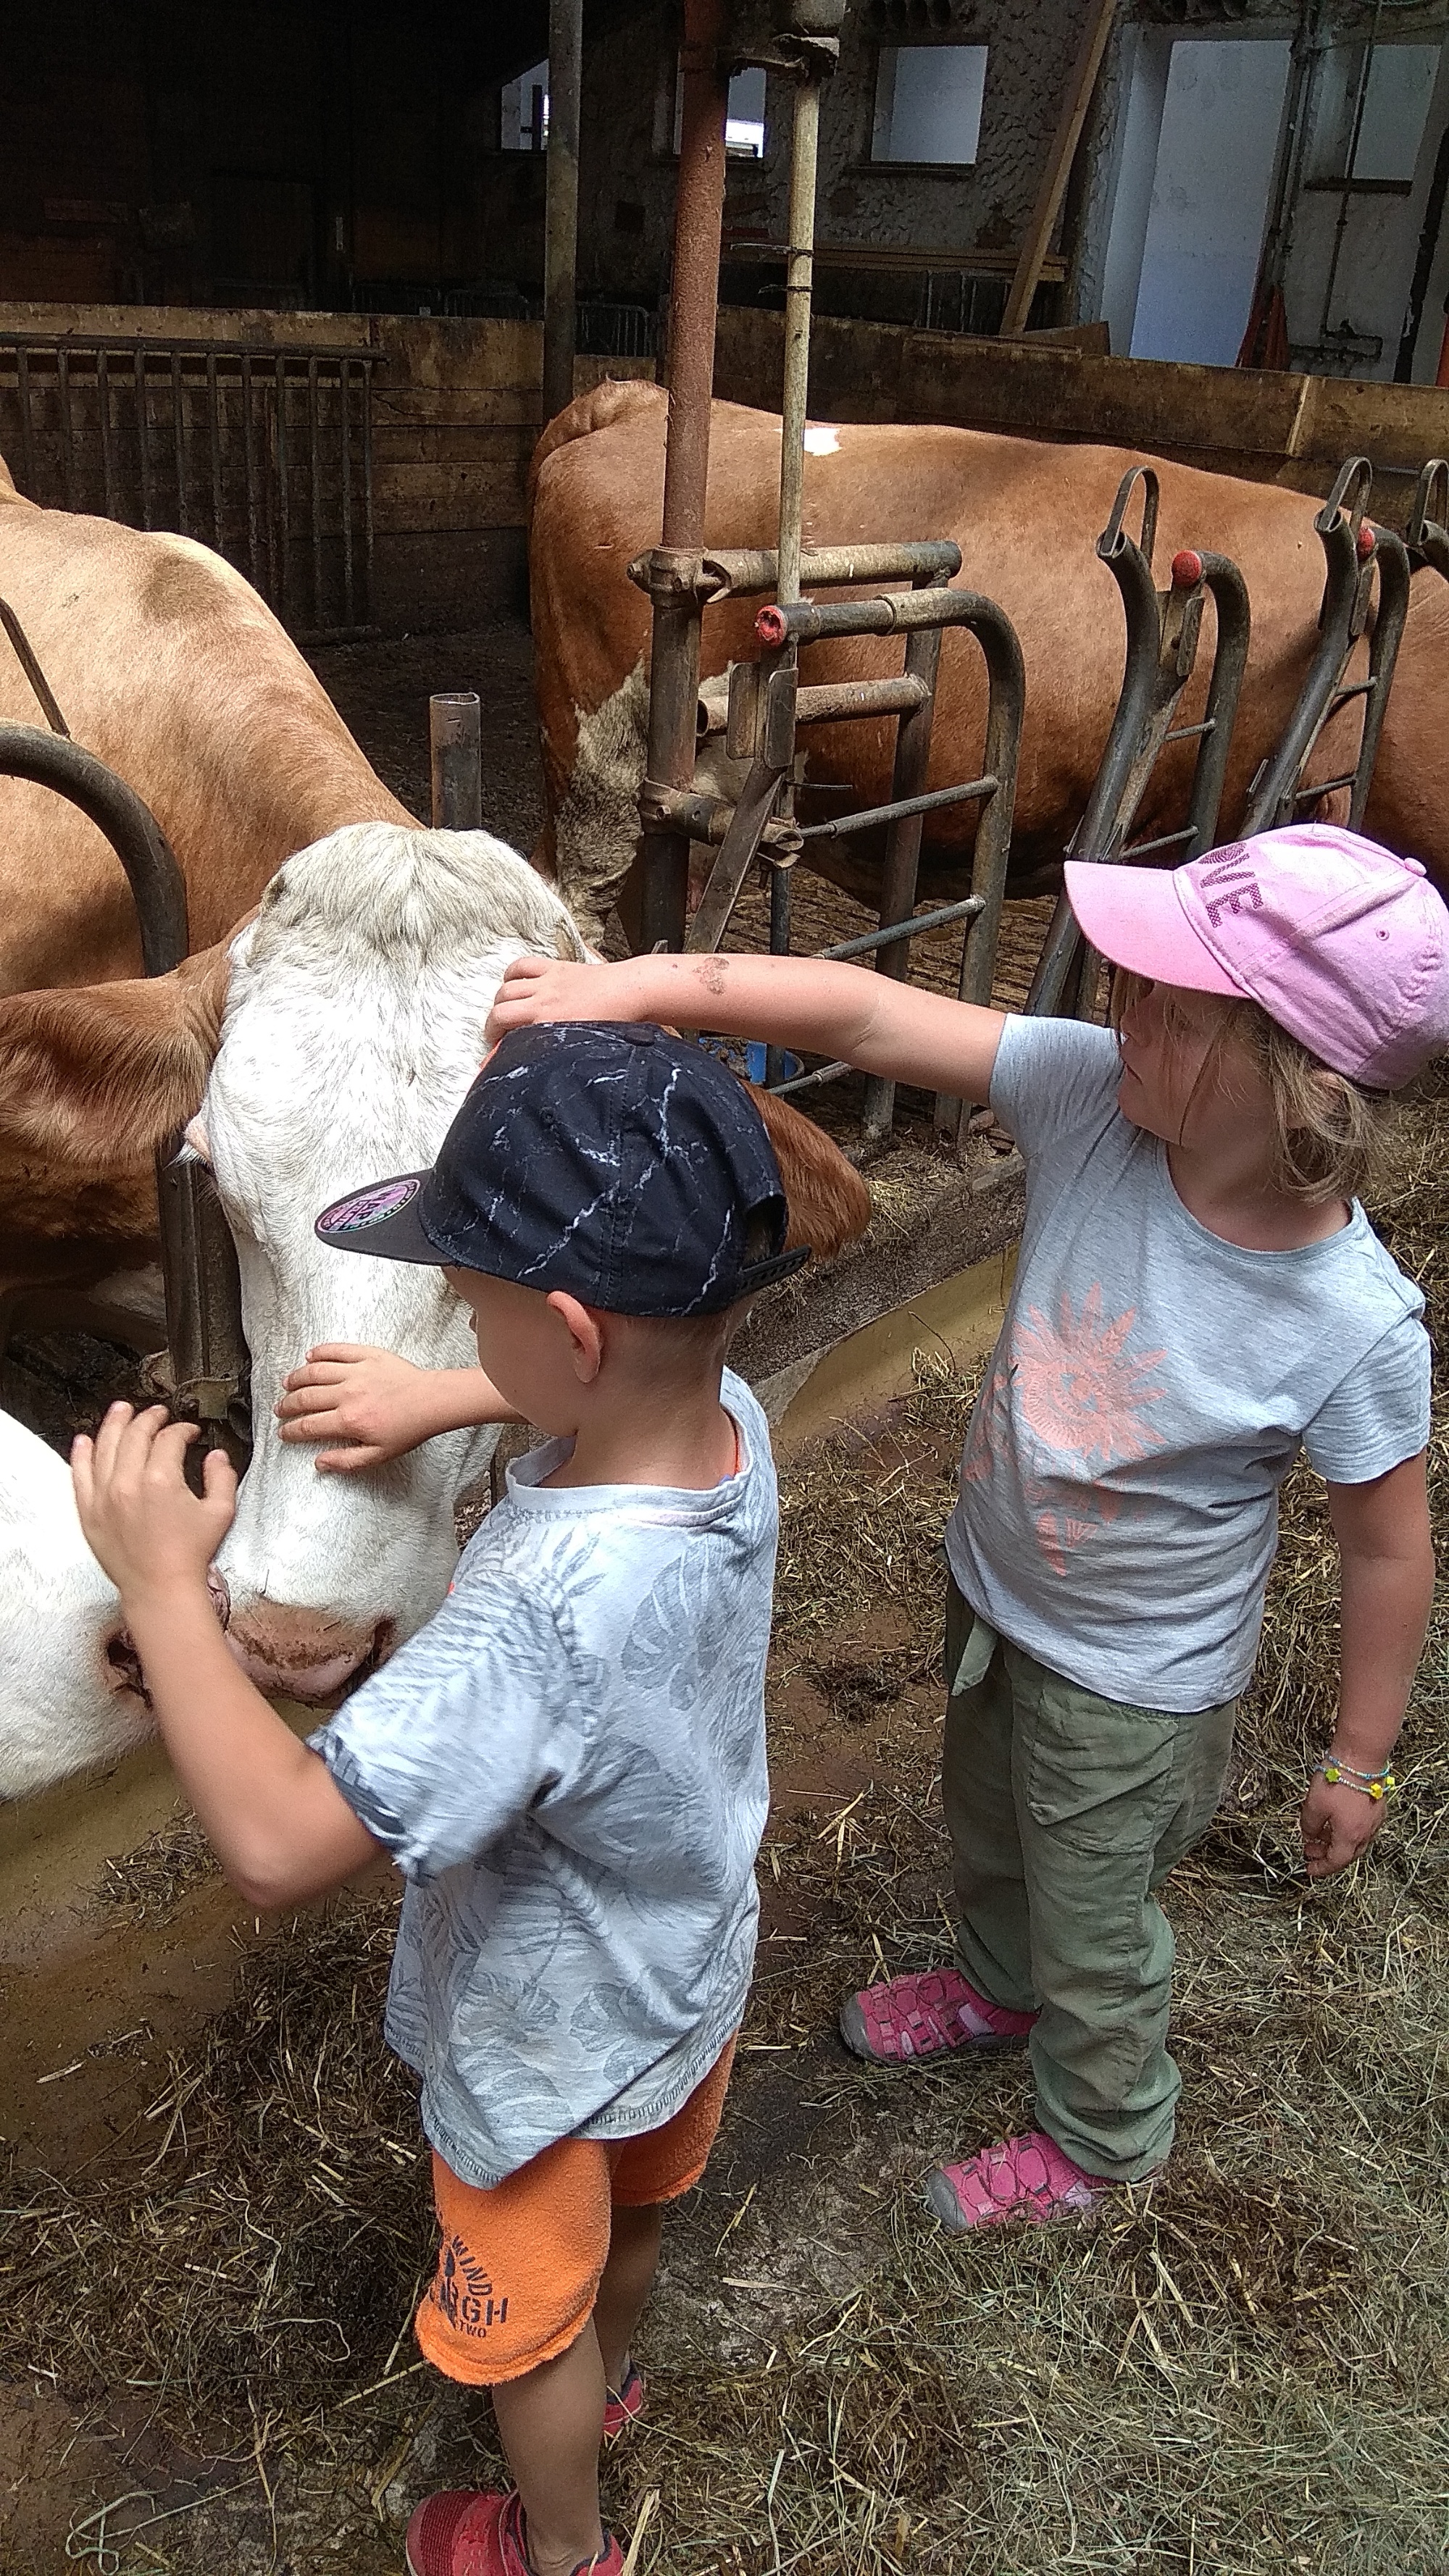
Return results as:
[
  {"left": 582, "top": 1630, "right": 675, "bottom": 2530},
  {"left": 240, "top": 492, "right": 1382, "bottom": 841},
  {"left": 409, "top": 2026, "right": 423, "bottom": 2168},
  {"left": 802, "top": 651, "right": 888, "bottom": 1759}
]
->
[{"left": 3, "top": 1, "right": 1449, "bottom": 2570}]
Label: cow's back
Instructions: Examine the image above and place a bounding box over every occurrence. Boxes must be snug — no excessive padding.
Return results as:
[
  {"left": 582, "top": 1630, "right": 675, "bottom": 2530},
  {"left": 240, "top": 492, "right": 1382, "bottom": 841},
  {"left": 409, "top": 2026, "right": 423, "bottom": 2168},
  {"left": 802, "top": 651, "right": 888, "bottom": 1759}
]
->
[
  {"left": 528, "top": 390, "right": 1449, "bottom": 897},
  {"left": 0, "top": 481, "right": 411, "bottom": 993}
]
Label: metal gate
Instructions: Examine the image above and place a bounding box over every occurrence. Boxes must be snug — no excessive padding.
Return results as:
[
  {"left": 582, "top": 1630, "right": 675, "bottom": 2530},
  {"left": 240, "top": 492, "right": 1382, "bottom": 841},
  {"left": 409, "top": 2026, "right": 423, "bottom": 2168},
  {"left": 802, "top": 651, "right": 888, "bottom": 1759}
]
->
[{"left": 0, "top": 330, "right": 379, "bottom": 640}]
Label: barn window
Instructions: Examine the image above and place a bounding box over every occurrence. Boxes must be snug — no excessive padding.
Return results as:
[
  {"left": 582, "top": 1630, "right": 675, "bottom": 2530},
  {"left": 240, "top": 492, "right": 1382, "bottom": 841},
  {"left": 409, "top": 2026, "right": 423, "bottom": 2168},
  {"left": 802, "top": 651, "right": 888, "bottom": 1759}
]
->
[
  {"left": 872, "top": 43, "right": 987, "bottom": 166},
  {"left": 501, "top": 59, "right": 549, "bottom": 151},
  {"left": 670, "top": 64, "right": 768, "bottom": 159}
]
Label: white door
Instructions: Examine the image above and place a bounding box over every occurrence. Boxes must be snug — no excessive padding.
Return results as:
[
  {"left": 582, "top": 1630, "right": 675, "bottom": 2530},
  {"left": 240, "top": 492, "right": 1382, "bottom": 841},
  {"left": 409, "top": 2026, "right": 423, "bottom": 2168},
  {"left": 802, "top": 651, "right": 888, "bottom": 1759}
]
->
[{"left": 1103, "top": 38, "right": 1293, "bottom": 367}]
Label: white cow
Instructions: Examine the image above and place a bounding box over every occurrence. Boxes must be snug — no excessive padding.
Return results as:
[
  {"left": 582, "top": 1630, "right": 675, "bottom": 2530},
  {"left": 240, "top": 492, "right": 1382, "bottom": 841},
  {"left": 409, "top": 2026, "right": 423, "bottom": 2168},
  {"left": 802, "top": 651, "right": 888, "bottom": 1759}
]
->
[
  {"left": 0, "top": 1407, "right": 152, "bottom": 1795},
  {"left": 196, "top": 819, "right": 586, "bottom": 1701},
  {"left": 0, "top": 818, "right": 869, "bottom": 1794}
]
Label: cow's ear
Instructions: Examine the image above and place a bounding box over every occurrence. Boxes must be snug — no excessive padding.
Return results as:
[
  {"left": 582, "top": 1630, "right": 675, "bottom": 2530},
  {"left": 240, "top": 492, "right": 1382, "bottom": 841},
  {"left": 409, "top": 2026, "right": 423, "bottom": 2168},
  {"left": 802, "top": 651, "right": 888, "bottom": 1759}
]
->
[
  {"left": 746, "top": 1084, "right": 873, "bottom": 1260},
  {"left": 0, "top": 937, "right": 231, "bottom": 1249}
]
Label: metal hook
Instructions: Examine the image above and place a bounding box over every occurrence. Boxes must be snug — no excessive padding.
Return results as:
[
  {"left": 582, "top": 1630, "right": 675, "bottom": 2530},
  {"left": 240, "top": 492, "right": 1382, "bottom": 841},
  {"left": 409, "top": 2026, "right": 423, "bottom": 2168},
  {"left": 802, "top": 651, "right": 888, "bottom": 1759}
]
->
[{"left": 1098, "top": 466, "right": 1160, "bottom": 572}]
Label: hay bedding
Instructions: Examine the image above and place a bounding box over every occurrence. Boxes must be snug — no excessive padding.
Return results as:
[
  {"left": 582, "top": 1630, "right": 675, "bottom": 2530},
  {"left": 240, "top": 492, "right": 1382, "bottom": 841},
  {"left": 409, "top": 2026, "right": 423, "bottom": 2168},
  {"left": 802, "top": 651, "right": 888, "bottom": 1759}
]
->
[{"left": 5, "top": 1086, "right": 1449, "bottom": 2572}]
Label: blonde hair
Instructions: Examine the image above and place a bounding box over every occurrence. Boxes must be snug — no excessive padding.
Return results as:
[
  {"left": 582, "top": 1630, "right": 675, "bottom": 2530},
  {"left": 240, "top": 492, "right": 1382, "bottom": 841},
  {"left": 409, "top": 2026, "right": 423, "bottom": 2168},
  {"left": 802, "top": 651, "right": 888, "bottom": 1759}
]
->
[{"left": 1108, "top": 971, "right": 1399, "bottom": 1205}]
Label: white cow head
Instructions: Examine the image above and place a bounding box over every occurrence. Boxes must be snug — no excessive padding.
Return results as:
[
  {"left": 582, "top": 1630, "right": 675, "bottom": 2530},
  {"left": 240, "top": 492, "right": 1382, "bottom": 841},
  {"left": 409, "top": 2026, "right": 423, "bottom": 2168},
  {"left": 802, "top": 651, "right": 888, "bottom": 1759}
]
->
[
  {"left": 195, "top": 821, "right": 587, "bottom": 1701},
  {"left": 0, "top": 1408, "right": 153, "bottom": 1798}
]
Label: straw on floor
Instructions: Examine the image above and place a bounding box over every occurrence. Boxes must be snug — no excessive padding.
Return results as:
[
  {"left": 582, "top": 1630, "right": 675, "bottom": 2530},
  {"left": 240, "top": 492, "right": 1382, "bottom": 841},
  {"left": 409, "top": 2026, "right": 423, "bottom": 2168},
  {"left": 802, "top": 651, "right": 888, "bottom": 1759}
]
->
[{"left": 4, "top": 1075, "right": 1448, "bottom": 2574}]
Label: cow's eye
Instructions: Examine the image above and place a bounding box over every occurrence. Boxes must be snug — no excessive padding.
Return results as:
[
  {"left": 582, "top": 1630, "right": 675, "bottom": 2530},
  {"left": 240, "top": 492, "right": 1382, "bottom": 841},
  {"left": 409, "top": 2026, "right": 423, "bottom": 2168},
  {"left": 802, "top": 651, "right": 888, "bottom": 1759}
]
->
[{"left": 183, "top": 1116, "right": 212, "bottom": 1164}]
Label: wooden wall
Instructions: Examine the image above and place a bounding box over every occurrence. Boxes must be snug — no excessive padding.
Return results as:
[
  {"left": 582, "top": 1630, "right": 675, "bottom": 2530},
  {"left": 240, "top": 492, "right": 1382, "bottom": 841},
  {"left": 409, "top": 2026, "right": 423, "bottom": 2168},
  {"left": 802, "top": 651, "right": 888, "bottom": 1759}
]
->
[
  {"left": 4, "top": 300, "right": 1447, "bottom": 642},
  {"left": 0, "top": 302, "right": 653, "bottom": 632},
  {"left": 713, "top": 308, "right": 1449, "bottom": 527}
]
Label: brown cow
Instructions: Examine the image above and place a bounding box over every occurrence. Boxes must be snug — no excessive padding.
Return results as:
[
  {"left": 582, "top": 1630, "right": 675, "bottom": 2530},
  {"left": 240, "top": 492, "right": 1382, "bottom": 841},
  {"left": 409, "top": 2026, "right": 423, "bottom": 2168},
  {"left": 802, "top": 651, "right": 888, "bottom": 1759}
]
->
[
  {"left": 0, "top": 461, "right": 867, "bottom": 1319},
  {"left": 527, "top": 382, "right": 1449, "bottom": 941}
]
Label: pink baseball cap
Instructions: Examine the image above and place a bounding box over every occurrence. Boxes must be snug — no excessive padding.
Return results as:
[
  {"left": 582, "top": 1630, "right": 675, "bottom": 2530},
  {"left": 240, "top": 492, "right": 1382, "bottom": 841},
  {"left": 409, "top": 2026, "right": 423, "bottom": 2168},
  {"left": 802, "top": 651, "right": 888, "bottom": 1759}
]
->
[{"left": 1064, "top": 824, "right": 1449, "bottom": 1088}]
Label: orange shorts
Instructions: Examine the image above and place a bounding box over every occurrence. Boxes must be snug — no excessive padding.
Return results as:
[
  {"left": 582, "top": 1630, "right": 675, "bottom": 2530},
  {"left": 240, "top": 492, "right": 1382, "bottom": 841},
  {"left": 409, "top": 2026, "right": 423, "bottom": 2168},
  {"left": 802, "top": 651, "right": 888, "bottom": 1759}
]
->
[{"left": 415, "top": 2038, "right": 736, "bottom": 2386}]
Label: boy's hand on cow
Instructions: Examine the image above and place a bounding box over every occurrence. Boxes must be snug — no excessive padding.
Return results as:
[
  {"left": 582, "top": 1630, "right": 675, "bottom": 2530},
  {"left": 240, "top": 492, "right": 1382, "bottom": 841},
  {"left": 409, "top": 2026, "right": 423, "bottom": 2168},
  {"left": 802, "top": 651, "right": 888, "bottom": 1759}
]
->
[
  {"left": 72, "top": 1404, "right": 236, "bottom": 1607},
  {"left": 277, "top": 1345, "right": 445, "bottom": 1471},
  {"left": 276, "top": 1345, "right": 518, "bottom": 1470},
  {"left": 1298, "top": 1770, "right": 1390, "bottom": 1878}
]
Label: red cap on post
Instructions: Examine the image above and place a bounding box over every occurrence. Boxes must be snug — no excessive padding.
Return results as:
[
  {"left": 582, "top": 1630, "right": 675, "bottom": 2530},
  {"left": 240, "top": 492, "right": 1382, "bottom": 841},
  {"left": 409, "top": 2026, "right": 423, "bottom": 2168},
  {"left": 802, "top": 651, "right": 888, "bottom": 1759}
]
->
[
  {"left": 1170, "top": 549, "right": 1204, "bottom": 589},
  {"left": 755, "top": 604, "right": 790, "bottom": 648},
  {"left": 1356, "top": 522, "right": 1377, "bottom": 560}
]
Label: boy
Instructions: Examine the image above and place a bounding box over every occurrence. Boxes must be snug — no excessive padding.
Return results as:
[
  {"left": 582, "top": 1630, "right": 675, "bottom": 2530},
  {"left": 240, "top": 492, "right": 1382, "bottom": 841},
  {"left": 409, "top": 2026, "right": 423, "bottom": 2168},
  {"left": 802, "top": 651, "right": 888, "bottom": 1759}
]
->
[{"left": 72, "top": 1019, "right": 808, "bottom": 2576}]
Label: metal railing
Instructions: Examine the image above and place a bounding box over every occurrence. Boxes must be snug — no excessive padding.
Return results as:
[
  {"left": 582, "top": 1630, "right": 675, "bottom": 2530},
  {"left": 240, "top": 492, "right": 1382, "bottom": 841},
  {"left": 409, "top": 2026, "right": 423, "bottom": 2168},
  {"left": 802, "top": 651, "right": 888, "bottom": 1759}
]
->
[{"left": 0, "top": 330, "right": 379, "bottom": 640}]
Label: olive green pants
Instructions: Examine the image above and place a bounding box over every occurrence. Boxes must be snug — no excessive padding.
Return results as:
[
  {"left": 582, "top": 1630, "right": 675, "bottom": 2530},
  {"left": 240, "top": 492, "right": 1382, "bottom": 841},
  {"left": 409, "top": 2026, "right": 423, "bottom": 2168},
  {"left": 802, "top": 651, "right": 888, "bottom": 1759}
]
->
[{"left": 940, "top": 1578, "right": 1236, "bottom": 2180}]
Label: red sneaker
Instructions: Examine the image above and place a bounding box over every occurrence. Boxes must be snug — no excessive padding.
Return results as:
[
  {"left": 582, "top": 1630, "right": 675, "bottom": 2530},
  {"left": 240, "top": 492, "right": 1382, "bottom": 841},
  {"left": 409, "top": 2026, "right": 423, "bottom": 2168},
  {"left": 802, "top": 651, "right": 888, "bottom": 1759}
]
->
[
  {"left": 405, "top": 2487, "right": 622, "bottom": 2576},
  {"left": 839, "top": 1966, "right": 1038, "bottom": 2065},
  {"left": 926, "top": 2129, "right": 1105, "bottom": 2232},
  {"left": 603, "top": 2358, "right": 646, "bottom": 2443}
]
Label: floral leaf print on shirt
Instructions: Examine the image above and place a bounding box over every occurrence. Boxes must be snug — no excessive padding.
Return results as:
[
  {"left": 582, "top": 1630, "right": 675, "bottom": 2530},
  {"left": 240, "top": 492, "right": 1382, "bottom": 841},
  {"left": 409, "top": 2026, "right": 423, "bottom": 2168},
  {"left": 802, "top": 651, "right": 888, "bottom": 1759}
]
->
[{"left": 964, "top": 1284, "right": 1167, "bottom": 1575}]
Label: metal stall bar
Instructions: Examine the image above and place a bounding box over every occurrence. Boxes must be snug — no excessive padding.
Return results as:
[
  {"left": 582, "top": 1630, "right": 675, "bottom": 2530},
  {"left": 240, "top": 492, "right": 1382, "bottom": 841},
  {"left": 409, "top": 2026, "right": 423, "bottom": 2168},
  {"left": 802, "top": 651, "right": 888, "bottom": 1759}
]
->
[
  {"left": 635, "top": 0, "right": 732, "bottom": 956},
  {"left": 430, "top": 692, "right": 484, "bottom": 829},
  {"left": 1240, "top": 458, "right": 1409, "bottom": 836},
  {"left": 543, "top": 0, "right": 584, "bottom": 427},
  {"left": 1027, "top": 467, "right": 1251, "bottom": 1018},
  {"left": 691, "top": 580, "right": 1024, "bottom": 1142},
  {"left": 0, "top": 333, "right": 380, "bottom": 642},
  {"left": 1407, "top": 459, "right": 1449, "bottom": 580}
]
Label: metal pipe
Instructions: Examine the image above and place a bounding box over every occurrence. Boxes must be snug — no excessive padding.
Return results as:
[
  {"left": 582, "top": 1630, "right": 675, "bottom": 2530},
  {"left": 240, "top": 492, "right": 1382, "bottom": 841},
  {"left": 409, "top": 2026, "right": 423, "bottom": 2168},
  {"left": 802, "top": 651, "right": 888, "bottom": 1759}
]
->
[
  {"left": 638, "top": 0, "right": 730, "bottom": 954},
  {"left": 308, "top": 354, "right": 323, "bottom": 624},
  {"left": 206, "top": 351, "right": 224, "bottom": 551},
  {"left": 862, "top": 613, "right": 945, "bottom": 1145},
  {"left": 0, "top": 599, "right": 71, "bottom": 735},
  {"left": 340, "top": 357, "right": 354, "bottom": 626},
  {"left": 241, "top": 350, "right": 261, "bottom": 589},
  {"left": 361, "top": 358, "right": 376, "bottom": 626},
  {"left": 818, "top": 895, "right": 984, "bottom": 962},
  {"left": 135, "top": 348, "right": 153, "bottom": 530},
  {"left": 430, "top": 691, "right": 484, "bottom": 829},
  {"left": 543, "top": 0, "right": 583, "bottom": 427},
  {"left": 97, "top": 348, "right": 117, "bottom": 522},
  {"left": 798, "top": 774, "right": 998, "bottom": 839},
  {"left": 793, "top": 672, "right": 932, "bottom": 725},
  {"left": 57, "top": 350, "right": 75, "bottom": 510},
  {"left": 777, "top": 73, "right": 821, "bottom": 610},
  {"left": 170, "top": 350, "right": 187, "bottom": 536},
  {"left": 16, "top": 349, "right": 35, "bottom": 497},
  {"left": 0, "top": 724, "right": 188, "bottom": 973},
  {"left": 682, "top": 538, "right": 961, "bottom": 598}
]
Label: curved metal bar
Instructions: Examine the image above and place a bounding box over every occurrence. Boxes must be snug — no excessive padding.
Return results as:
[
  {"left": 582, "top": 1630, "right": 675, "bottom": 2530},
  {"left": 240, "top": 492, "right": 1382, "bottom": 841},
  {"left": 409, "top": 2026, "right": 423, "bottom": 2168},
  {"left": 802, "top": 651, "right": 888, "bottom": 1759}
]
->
[
  {"left": 0, "top": 722, "right": 188, "bottom": 974},
  {"left": 1026, "top": 509, "right": 1168, "bottom": 1017},
  {"left": 1407, "top": 459, "right": 1449, "bottom": 581},
  {"left": 1348, "top": 526, "right": 1412, "bottom": 831},
  {"left": 1182, "top": 552, "right": 1253, "bottom": 861},
  {"left": 1099, "top": 464, "right": 1160, "bottom": 571},
  {"left": 0, "top": 598, "right": 71, "bottom": 737},
  {"left": 1240, "top": 486, "right": 1367, "bottom": 837}
]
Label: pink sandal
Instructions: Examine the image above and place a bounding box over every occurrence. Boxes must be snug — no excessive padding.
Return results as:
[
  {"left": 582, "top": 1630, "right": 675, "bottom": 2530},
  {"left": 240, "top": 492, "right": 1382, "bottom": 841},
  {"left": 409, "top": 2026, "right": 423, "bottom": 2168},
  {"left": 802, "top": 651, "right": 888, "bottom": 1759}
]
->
[
  {"left": 840, "top": 1965, "right": 1038, "bottom": 2065},
  {"left": 603, "top": 2359, "right": 645, "bottom": 2443},
  {"left": 405, "top": 2488, "right": 622, "bottom": 2576},
  {"left": 927, "top": 2128, "right": 1105, "bottom": 2232}
]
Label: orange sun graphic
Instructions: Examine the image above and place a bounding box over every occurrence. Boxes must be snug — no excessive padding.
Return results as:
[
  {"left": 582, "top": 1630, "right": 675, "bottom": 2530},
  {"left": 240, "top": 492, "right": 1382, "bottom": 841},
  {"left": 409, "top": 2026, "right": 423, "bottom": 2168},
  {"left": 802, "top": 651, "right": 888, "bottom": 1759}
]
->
[
  {"left": 961, "top": 1284, "right": 1167, "bottom": 1576},
  {"left": 1011, "top": 1284, "right": 1167, "bottom": 1473}
]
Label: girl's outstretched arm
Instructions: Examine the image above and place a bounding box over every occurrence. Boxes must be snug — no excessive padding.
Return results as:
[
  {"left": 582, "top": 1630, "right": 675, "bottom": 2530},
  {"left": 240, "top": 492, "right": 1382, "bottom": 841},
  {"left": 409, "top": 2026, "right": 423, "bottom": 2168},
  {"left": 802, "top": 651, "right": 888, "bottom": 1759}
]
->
[{"left": 487, "top": 951, "right": 1008, "bottom": 1105}]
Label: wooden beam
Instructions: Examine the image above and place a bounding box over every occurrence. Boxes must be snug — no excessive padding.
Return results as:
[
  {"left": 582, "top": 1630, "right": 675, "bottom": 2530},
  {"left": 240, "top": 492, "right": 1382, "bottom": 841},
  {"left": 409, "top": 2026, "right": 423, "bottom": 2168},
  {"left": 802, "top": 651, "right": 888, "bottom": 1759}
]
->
[{"left": 1001, "top": 0, "right": 1119, "bottom": 339}]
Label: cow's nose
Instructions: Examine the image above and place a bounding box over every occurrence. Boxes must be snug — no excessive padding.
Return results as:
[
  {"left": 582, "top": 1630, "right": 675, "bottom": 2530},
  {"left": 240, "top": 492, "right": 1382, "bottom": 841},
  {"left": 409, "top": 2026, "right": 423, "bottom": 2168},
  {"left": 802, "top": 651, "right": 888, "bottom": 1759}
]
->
[{"left": 223, "top": 1604, "right": 396, "bottom": 1705}]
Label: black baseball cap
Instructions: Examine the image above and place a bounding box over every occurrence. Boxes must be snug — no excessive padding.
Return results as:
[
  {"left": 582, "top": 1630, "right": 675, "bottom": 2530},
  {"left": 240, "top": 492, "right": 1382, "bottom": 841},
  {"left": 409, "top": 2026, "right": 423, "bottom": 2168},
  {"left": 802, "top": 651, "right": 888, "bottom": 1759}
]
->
[{"left": 314, "top": 1020, "right": 811, "bottom": 1317}]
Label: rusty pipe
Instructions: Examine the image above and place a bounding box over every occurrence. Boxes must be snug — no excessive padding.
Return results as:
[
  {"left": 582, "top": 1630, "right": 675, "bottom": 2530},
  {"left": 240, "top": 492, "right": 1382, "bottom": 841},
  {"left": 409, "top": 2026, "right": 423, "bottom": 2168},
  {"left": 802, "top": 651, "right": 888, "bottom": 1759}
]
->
[
  {"left": 542, "top": 0, "right": 582, "bottom": 426},
  {"left": 638, "top": 0, "right": 730, "bottom": 953}
]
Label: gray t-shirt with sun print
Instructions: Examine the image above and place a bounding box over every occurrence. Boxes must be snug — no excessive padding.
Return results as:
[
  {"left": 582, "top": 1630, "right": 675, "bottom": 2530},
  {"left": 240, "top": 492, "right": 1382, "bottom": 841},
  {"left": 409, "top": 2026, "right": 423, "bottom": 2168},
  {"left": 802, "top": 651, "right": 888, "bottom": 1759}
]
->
[
  {"left": 945, "top": 1016, "right": 1430, "bottom": 1713},
  {"left": 312, "top": 1370, "right": 773, "bottom": 2188}
]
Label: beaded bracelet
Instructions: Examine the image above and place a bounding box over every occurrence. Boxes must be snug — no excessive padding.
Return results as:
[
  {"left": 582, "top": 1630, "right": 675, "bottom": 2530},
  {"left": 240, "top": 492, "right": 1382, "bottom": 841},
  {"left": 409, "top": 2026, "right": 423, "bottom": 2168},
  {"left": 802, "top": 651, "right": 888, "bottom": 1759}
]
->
[{"left": 1316, "top": 1757, "right": 1396, "bottom": 1801}]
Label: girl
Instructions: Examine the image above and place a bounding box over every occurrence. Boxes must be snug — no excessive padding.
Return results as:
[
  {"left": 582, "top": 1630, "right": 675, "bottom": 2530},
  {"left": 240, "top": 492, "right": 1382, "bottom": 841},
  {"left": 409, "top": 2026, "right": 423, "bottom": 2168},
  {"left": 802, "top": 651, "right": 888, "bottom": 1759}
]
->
[{"left": 485, "top": 824, "right": 1445, "bottom": 2231}]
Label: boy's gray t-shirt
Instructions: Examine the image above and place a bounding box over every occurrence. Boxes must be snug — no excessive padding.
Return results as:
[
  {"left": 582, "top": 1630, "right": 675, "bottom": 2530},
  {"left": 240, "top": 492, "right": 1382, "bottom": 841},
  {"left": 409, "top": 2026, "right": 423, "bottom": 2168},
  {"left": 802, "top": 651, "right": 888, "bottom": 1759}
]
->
[
  {"left": 312, "top": 1369, "right": 774, "bottom": 2189},
  {"left": 945, "top": 1016, "right": 1429, "bottom": 1712}
]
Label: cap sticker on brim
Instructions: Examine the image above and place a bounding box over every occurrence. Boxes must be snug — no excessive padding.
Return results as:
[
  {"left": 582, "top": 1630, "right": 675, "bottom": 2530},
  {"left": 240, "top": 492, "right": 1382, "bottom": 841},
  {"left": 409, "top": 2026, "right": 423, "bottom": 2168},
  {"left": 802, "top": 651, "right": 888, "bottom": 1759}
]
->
[{"left": 317, "top": 1174, "right": 424, "bottom": 1236}]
